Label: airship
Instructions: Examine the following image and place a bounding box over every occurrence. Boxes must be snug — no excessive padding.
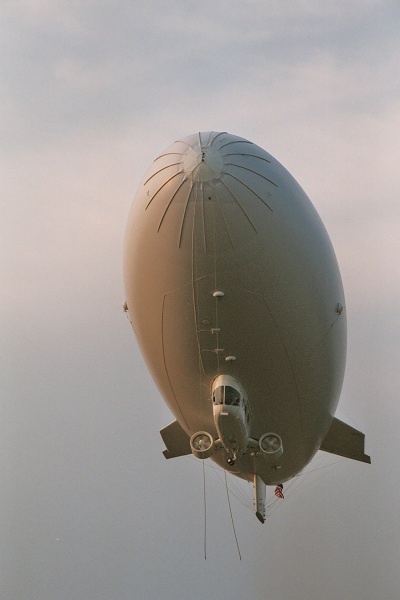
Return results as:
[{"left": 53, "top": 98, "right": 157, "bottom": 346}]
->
[{"left": 123, "top": 131, "right": 370, "bottom": 523}]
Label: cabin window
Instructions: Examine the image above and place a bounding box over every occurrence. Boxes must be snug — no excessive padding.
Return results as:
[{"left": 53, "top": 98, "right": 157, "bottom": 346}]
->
[
  {"left": 224, "top": 386, "right": 240, "bottom": 406},
  {"left": 213, "top": 386, "right": 224, "bottom": 405},
  {"left": 213, "top": 385, "right": 242, "bottom": 406},
  {"left": 244, "top": 402, "right": 251, "bottom": 424}
]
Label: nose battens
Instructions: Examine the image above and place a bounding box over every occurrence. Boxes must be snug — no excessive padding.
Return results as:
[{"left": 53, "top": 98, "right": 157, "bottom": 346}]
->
[
  {"left": 182, "top": 144, "right": 224, "bottom": 183},
  {"left": 142, "top": 132, "right": 276, "bottom": 243}
]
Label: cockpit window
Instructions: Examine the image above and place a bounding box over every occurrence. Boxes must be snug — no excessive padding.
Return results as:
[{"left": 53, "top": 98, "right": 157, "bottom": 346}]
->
[
  {"left": 213, "top": 386, "right": 224, "bottom": 405},
  {"left": 244, "top": 402, "right": 251, "bottom": 424},
  {"left": 225, "top": 386, "right": 240, "bottom": 406}
]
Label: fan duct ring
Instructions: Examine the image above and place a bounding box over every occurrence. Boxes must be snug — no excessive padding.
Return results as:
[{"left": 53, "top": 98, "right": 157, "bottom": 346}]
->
[
  {"left": 259, "top": 432, "right": 283, "bottom": 459},
  {"left": 190, "top": 431, "right": 215, "bottom": 459}
]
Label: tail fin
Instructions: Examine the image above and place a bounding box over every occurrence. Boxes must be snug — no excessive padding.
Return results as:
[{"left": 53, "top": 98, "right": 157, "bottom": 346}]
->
[
  {"left": 320, "top": 417, "right": 371, "bottom": 463},
  {"left": 160, "top": 420, "right": 191, "bottom": 459}
]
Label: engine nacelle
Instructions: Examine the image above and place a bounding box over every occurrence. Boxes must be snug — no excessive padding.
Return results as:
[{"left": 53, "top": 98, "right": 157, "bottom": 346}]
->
[
  {"left": 190, "top": 431, "right": 215, "bottom": 459},
  {"left": 259, "top": 432, "right": 283, "bottom": 459}
]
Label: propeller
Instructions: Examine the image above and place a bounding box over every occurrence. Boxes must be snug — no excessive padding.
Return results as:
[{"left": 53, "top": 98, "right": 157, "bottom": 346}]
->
[
  {"left": 192, "top": 433, "right": 212, "bottom": 451},
  {"left": 259, "top": 433, "right": 283, "bottom": 457}
]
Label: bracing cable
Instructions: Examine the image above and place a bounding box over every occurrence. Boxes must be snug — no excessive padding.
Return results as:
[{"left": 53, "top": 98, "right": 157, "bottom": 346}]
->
[
  {"left": 224, "top": 470, "right": 242, "bottom": 560},
  {"left": 202, "top": 459, "right": 207, "bottom": 560}
]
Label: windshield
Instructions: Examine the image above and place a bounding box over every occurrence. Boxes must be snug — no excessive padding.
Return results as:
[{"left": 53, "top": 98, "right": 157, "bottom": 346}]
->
[
  {"left": 213, "top": 386, "right": 224, "bottom": 404},
  {"left": 224, "top": 386, "right": 240, "bottom": 406}
]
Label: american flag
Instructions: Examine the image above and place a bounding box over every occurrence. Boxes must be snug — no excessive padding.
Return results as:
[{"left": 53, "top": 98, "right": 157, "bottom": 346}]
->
[{"left": 274, "top": 484, "right": 284, "bottom": 499}]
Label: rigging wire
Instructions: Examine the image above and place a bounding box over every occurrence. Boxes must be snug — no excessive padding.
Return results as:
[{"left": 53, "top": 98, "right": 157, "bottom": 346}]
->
[
  {"left": 202, "top": 458, "right": 207, "bottom": 560},
  {"left": 193, "top": 451, "right": 343, "bottom": 528},
  {"left": 202, "top": 458, "right": 254, "bottom": 511},
  {"left": 266, "top": 458, "right": 343, "bottom": 515},
  {"left": 191, "top": 456, "right": 253, "bottom": 513},
  {"left": 284, "top": 458, "right": 342, "bottom": 500},
  {"left": 224, "top": 470, "right": 242, "bottom": 560}
]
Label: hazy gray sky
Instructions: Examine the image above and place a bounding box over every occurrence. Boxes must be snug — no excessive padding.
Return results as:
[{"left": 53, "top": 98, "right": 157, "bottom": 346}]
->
[{"left": 2, "top": 2, "right": 399, "bottom": 599}]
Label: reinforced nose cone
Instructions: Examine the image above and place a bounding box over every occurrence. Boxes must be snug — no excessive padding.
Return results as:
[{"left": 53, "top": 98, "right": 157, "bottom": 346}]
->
[{"left": 182, "top": 145, "right": 224, "bottom": 182}]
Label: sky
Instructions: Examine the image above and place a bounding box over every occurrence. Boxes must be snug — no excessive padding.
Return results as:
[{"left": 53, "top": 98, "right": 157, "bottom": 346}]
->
[{"left": 1, "top": 1, "right": 399, "bottom": 599}]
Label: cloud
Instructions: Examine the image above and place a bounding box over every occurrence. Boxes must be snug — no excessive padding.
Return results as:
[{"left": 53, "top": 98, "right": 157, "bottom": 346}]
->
[{"left": 2, "top": 0, "right": 398, "bottom": 152}]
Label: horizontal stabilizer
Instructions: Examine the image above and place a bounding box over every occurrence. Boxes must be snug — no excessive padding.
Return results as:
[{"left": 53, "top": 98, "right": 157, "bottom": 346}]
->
[
  {"left": 320, "top": 417, "right": 371, "bottom": 463},
  {"left": 160, "top": 420, "right": 191, "bottom": 459}
]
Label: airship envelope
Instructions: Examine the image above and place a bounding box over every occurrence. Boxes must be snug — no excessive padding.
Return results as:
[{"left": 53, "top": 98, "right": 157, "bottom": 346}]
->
[{"left": 123, "top": 132, "right": 370, "bottom": 522}]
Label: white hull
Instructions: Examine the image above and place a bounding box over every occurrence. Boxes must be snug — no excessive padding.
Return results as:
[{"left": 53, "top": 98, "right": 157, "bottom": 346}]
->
[{"left": 124, "top": 132, "right": 350, "bottom": 486}]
